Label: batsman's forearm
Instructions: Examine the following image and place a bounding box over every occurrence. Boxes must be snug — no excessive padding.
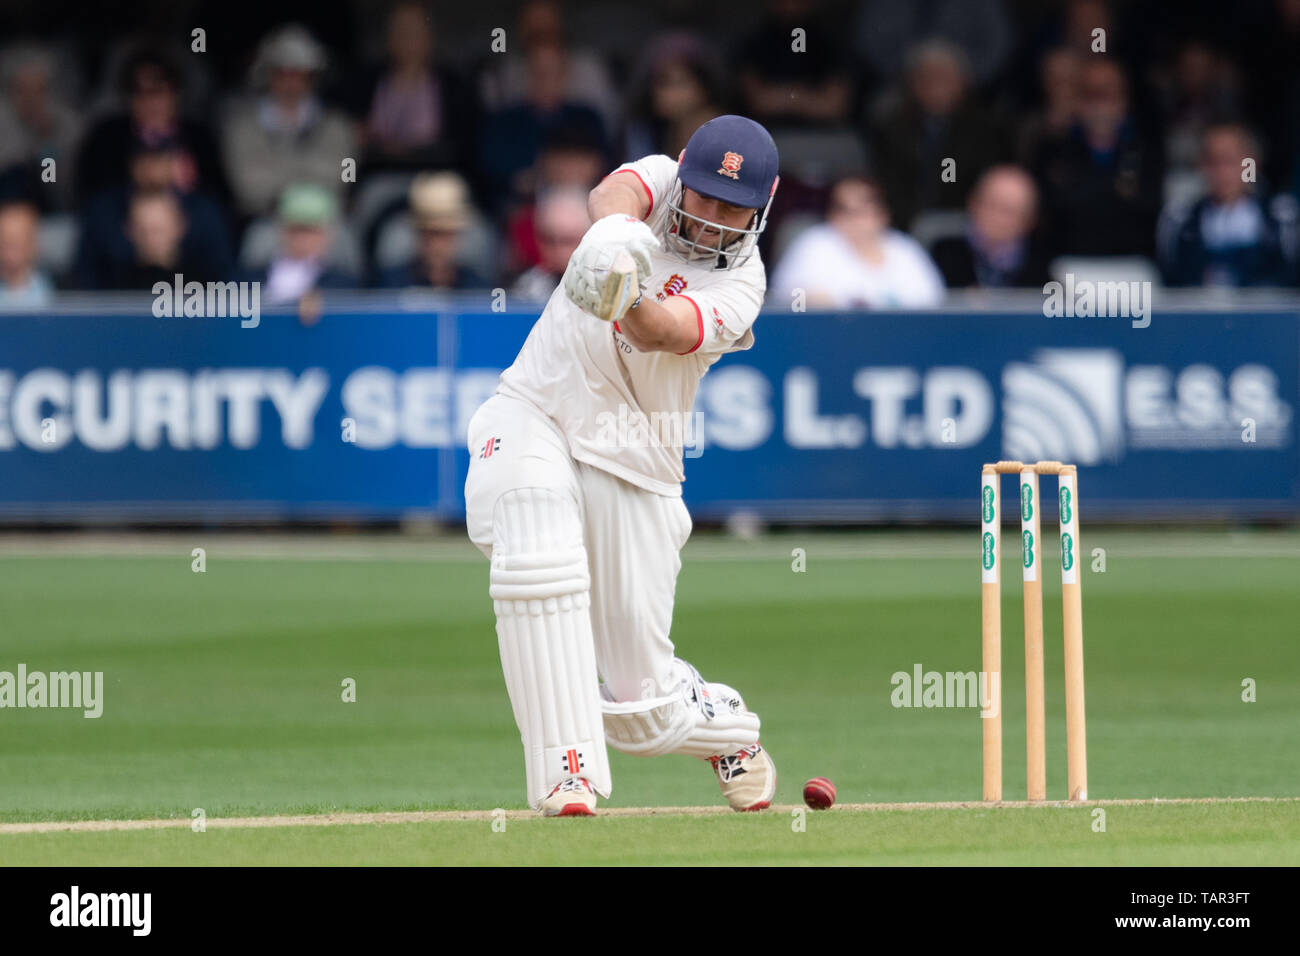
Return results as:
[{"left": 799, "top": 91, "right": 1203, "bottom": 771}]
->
[
  {"left": 620, "top": 297, "right": 681, "bottom": 351},
  {"left": 588, "top": 178, "right": 647, "bottom": 221}
]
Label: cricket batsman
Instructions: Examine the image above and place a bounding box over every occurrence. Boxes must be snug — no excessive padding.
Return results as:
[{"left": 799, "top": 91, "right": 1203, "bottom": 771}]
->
[{"left": 464, "top": 115, "right": 780, "bottom": 816}]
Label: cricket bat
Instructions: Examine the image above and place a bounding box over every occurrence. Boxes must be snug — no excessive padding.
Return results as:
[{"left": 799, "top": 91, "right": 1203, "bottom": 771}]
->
[{"left": 595, "top": 249, "right": 640, "bottom": 322}]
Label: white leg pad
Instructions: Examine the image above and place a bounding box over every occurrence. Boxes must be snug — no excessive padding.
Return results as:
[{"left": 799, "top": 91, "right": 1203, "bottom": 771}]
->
[
  {"left": 491, "top": 488, "right": 612, "bottom": 808},
  {"left": 600, "top": 691, "right": 696, "bottom": 756},
  {"left": 601, "top": 658, "right": 761, "bottom": 759}
]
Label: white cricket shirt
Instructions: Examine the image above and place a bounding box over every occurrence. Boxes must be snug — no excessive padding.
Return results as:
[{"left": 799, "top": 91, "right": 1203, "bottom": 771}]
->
[{"left": 497, "top": 153, "right": 767, "bottom": 496}]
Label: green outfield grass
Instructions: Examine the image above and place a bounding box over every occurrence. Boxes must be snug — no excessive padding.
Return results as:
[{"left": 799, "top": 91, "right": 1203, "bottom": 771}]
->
[
  {"left": 2, "top": 802, "right": 1298, "bottom": 866},
  {"left": 1, "top": 529, "right": 1297, "bottom": 865}
]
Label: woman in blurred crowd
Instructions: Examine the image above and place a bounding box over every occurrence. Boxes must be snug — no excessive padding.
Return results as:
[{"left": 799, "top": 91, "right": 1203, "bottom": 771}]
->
[
  {"left": 770, "top": 174, "right": 944, "bottom": 308},
  {"left": 358, "top": 2, "right": 474, "bottom": 172},
  {"left": 625, "top": 33, "right": 726, "bottom": 160}
]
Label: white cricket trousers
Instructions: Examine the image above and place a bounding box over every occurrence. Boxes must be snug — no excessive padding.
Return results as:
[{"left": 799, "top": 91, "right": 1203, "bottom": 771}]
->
[{"left": 465, "top": 393, "right": 691, "bottom": 711}]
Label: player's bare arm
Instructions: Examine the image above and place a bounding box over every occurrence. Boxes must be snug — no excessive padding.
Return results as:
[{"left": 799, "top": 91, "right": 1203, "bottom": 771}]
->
[
  {"left": 588, "top": 171, "right": 651, "bottom": 221},
  {"left": 617, "top": 294, "right": 701, "bottom": 354},
  {"left": 579, "top": 182, "right": 762, "bottom": 353}
]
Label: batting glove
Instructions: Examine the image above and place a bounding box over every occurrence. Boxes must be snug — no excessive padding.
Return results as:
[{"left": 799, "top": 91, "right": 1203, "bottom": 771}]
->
[
  {"left": 562, "top": 246, "right": 644, "bottom": 322},
  {"left": 563, "top": 215, "right": 659, "bottom": 321},
  {"left": 583, "top": 213, "right": 660, "bottom": 280}
]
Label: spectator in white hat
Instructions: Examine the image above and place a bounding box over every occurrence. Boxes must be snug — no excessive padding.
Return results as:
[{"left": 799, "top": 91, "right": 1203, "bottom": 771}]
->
[
  {"left": 378, "top": 171, "right": 487, "bottom": 289},
  {"left": 222, "top": 24, "right": 357, "bottom": 217},
  {"left": 0, "top": 45, "right": 82, "bottom": 210}
]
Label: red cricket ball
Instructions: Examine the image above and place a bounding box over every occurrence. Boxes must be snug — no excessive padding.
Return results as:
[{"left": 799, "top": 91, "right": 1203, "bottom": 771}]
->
[{"left": 803, "top": 776, "right": 836, "bottom": 809}]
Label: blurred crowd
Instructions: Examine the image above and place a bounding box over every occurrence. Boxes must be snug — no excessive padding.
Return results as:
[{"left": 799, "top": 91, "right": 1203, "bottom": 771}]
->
[{"left": 1, "top": 0, "right": 1299, "bottom": 310}]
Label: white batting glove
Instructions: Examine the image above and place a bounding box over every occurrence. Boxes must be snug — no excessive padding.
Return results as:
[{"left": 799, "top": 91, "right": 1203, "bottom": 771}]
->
[
  {"left": 563, "top": 215, "right": 659, "bottom": 321},
  {"left": 563, "top": 246, "right": 644, "bottom": 322},
  {"left": 584, "top": 213, "right": 660, "bottom": 280}
]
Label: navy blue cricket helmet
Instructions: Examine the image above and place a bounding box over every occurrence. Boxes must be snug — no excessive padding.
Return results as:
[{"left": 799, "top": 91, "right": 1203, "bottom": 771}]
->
[{"left": 665, "top": 114, "right": 780, "bottom": 269}]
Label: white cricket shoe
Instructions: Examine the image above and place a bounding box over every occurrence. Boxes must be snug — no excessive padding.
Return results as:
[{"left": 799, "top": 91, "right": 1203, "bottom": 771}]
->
[
  {"left": 710, "top": 742, "right": 776, "bottom": 812},
  {"left": 540, "top": 777, "right": 597, "bottom": 817}
]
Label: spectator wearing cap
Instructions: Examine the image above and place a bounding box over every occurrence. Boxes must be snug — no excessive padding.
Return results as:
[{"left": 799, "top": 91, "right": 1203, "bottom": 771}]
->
[
  {"left": 931, "top": 165, "right": 1051, "bottom": 288},
  {"left": 0, "top": 201, "right": 53, "bottom": 307},
  {"left": 75, "top": 48, "right": 227, "bottom": 206},
  {"left": 189, "top": 0, "right": 363, "bottom": 91},
  {"left": 253, "top": 183, "right": 356, "bottom": 304},
  {"left": 379, "top": 172, "right": 487, "bottom": 289},
  {"left": 74, "top": 139, "right": 233, "bottom": 290},
  {"left": 0, "top": 45, "right": 82, "bottom": 211},
  {"left": 770, "top": 175, "right": 945, "bottom": 308},
  {"left": 1158, "top": 123, "right": 1298, "bottom": 287},
  {"left": 513, "top": 186, "right": 590, "bottom": 301},
  {"left": 222, "top": 24, "right": 357, "bottom": 218},
  {"left": 355, "top": 1, "right": 476, "bottom": 173}
]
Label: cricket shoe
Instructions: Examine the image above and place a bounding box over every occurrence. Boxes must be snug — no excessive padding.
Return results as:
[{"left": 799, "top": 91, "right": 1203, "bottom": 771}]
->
[
  {"left": 710, "top": 742, "right": 776, "bottom": 812},
  {"left": 540, "top": 777, "right": 597, "bottom": 817}
]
